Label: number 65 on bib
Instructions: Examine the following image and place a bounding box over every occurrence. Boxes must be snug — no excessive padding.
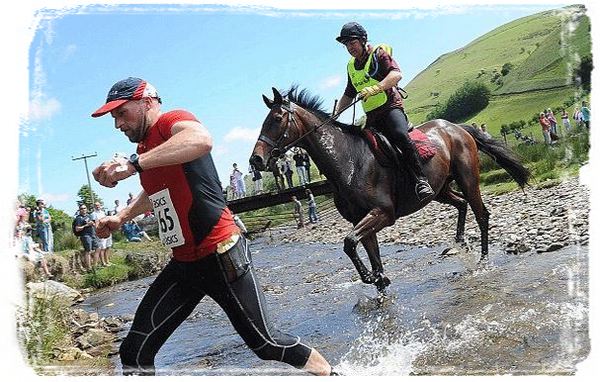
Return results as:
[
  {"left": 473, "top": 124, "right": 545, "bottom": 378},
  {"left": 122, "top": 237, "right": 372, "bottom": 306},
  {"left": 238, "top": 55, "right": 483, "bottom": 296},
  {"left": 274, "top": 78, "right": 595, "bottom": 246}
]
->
[{"left": 149, "top": 189, "right": 185, "bottom": 248}]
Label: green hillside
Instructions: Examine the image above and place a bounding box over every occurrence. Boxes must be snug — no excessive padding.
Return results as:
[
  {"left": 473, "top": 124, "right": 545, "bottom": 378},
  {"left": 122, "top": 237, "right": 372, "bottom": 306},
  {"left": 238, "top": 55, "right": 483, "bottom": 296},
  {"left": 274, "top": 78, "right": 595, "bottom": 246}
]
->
[{"left": 405, "top": 4, "right": 591, "bottom": 140}]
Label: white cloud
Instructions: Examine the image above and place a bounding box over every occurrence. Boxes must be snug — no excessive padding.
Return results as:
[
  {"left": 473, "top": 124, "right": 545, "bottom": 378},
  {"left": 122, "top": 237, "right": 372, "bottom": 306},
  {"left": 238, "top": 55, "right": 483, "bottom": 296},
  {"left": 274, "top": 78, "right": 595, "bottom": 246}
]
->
[
  {"left": 62, "top": 44, "right": 77, "bottom": 62},
  {"left": 319, "top": 74, "right": 343, "bottom": 90},
  {"left": 211, "top": 143, "right": 230, "bottom": 156},
  {"left": 28, "top": 97, "right": 61, "bottom": 121},
  {"left": 223, "top": 126, "right": 260, "bottom": 143}
]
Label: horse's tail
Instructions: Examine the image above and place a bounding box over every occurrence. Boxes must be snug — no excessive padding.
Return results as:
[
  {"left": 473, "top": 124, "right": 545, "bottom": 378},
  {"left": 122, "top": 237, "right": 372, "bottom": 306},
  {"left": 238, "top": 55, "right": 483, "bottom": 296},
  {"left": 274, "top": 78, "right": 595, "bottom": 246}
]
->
[{"left": 459, "top": 124, "right": 530, "bottom": 189}]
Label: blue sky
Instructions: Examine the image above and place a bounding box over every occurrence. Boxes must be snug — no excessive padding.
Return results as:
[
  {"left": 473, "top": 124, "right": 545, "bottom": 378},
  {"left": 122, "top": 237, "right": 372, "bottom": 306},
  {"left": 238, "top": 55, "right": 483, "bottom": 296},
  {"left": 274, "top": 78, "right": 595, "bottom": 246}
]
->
[{"left": 19, "top": 2, "right": 570, "bottom": 213}]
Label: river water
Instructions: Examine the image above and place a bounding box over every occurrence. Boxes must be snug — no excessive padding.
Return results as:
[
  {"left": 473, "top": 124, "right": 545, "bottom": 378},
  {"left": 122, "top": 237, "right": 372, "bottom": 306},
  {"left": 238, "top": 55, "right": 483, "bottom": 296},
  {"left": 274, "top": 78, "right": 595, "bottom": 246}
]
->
[{"left": 82, "top": 238, "right": 589, "bottom": 376}]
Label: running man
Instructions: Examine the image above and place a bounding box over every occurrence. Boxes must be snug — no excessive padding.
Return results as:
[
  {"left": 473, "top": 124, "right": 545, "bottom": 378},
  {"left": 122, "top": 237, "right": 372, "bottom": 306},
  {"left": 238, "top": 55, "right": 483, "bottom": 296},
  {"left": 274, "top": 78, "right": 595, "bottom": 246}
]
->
[{"left": 90, "top": 77, "right": 334, "bottom": 376}]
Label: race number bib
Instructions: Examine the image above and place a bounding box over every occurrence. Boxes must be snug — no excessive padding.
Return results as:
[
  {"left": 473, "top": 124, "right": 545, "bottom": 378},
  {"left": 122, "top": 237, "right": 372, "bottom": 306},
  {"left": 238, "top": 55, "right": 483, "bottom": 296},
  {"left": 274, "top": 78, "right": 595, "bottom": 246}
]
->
[{"left": 149, "top": 189, "right": 185, "bottom": 248}]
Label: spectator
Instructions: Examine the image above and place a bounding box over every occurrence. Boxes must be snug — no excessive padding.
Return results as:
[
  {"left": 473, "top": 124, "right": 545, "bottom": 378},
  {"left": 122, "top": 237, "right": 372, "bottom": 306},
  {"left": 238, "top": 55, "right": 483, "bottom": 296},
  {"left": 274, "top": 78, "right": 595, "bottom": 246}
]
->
[
  {"left": 545, "top": 108, "right": 559, "bottom": 136},
  {"left": 306, "top": 189, "right": 319, "bottom": 224},
  {"left": 281, "top": 158, "right": 294, "bottom": 189},
  {"left": 73, "top": 204, "right": 98, "bottom": 270},
  {"left": 291, "top": 195, "right": 304, "bottom": 228},
  {"left": 126, "top": 192, "right": 134, "bottom": 205},
  {"left": 560, "top": 108, "right": 572, "bottom": 133},
  {"left": 231, "top": 163, "right": 246, "bottom": 198},
  {"left": 271, "top": 159, "right": 285, "bottom": 191},
  {"left": 34, "top": 199, "right": 53, "bottom": 253},
  {"left": 249, "top": 164, "right": 263, "bottom": 195},
  {"left": 91, "top": 201, "right": 112, "bottom": 266},
  {"left": 539, "top": 112, "right": 552, "bottom": 145},
  {"left": 580, "top": 101, "right": 590, "bottom": 129},
  {"left": 573, "top": 107, "right": 582, "bottom": 128},
  {"left": 19, "top": 226, "right": 52, "bottom": 278},
  {"left": 302, "top": 151, "right": 312, "bottom": 183},
  {"left": 15, "top": 200, "right": 28, "bottom": 227},
  {"left": 293, "top": 148, "right": 308, "bottom": 185},
  {"left": 229, "top": 173, "right": 237, "bottom": 199},
  {"left": 122, "top": 220, "right": 153, "bottom": 242},
  {"left": 14, "top": 200, "right": 29, "bottom": 244},
  {"left": 113, "top": 199, "right": 125, "bottom": 215},
  {"left": 481, "top": 123, "right": 492, "bottom": 139},
  {"left": 471, "top": 122, "right": 480, "bottom": 130}
]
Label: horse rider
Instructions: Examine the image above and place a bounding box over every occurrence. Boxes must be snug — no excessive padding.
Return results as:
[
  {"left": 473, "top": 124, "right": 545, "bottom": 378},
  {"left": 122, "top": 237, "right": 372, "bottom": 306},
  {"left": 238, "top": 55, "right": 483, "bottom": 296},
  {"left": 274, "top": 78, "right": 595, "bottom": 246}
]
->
[{"left": 333, "top": 22, "right": 435, "bottom": 201}]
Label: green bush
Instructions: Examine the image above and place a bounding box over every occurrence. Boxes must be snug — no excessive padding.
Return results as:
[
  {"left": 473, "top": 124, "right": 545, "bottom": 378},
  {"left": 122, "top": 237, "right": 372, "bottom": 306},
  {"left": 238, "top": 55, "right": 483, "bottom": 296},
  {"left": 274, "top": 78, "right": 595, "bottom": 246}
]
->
[
  {"left": 478, "top": 128, "right": 589, "bottom": 188},
  {"left": 501, "top": 62, "right": 514, "bottom": 76},
  {"left": 52, "top": 230, "right": 80, "bottom": 251},
  {"left": 18, "top": 296, "right": 71, "bottom": 366},
  {"left": 83, "top": 260, "right": 130, "bottom": 289},
  {"left": 426, "top": 81, "right": 491, "bottom": 122}
]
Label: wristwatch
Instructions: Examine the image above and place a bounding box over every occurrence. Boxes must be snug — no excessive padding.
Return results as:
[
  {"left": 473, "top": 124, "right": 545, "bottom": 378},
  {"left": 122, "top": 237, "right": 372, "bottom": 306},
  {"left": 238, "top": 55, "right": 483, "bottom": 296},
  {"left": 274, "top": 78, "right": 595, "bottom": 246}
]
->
[{"left": 129, "top": 153, "right": 144, "bottom": 173}]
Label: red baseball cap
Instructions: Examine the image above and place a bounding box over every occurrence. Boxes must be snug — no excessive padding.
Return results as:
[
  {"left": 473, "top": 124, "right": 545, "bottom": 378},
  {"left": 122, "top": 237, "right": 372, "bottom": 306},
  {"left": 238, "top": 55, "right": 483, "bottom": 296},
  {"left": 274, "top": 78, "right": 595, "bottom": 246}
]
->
[{"left": 91, "top": 77, "right": 160, "bottom": 118}]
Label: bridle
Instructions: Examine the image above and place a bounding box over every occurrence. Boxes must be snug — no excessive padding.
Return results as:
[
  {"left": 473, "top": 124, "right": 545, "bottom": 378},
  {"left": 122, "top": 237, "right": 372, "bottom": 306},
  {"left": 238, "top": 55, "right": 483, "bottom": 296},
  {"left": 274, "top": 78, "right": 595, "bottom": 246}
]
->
[
  {"left": 258, "top": 95, "right": 364, "bottom": 160},
  {"left": 257, "top": 99, "right": 301, "bottom": 159}
]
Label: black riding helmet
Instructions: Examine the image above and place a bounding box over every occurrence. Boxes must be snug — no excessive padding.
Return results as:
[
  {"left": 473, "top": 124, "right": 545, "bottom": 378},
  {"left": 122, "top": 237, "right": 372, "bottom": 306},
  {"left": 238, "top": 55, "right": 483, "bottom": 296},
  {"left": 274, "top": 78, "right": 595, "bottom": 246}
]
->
[{"left": 335, "top": 22, "right": 367, "bottom": 44}]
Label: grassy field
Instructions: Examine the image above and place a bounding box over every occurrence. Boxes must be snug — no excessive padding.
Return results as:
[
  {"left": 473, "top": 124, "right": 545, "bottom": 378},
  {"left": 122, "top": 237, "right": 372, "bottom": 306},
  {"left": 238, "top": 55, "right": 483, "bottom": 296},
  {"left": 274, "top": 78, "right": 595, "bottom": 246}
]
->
[{"left": 405, "top": 5, "right": 590, "bottom": 127}]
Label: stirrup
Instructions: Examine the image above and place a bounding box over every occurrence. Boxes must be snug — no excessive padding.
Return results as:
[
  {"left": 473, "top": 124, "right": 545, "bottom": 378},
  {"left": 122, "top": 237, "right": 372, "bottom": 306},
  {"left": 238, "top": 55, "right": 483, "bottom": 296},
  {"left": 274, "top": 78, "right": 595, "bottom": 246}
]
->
[{"left": 415, "top": 179, "right": 434, "bottom": 201}]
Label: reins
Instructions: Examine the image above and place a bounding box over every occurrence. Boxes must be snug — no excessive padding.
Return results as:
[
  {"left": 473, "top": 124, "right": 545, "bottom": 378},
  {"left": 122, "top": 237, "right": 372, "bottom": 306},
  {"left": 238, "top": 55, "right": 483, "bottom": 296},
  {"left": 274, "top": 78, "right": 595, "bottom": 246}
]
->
[{"left": 269, "top": 95, "right": 364, "bottom": 157}]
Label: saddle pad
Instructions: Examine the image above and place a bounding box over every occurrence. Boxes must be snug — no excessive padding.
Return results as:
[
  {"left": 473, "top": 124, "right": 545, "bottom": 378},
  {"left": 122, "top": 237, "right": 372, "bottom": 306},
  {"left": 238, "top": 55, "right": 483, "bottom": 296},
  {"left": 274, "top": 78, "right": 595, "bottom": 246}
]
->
[
  {"left": 363, "top": 128, "right": 437, "bottom": 163},
  {"left": 408, "top": 129, "right": 437, "bottom": 160}
]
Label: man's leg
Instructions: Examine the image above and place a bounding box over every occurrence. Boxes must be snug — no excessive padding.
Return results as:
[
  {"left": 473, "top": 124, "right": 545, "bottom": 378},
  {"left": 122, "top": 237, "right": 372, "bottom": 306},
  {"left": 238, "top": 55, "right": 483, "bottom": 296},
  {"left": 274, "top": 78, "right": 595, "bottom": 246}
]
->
[
  {"left": 40, "top": 258, "right": 52, "bottom": 277},
  {"left": 80, "top": 236, "right": 91, "bottom": 269},
  {"left": 379, "top": 109, "right": 434, "bottom": 201},
  {"left": 120, "top": 261, "right": 203, "bottom": 375},
  {"left": 206, "top": 237, "right": 333, "bottom": 375},
  {"left": 83, "top": 251, "right": 91, "bottom": 269},
  {"left": 38, "top": 228, "right": 48, "bottom": 252}
]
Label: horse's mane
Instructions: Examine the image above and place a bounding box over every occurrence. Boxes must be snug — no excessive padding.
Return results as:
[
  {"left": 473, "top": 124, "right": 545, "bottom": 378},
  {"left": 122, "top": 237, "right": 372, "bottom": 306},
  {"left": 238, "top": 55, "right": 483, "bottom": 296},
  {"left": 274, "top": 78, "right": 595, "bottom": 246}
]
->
[{"left": 283, "top": 85, "right": 356, "bottom": 130}]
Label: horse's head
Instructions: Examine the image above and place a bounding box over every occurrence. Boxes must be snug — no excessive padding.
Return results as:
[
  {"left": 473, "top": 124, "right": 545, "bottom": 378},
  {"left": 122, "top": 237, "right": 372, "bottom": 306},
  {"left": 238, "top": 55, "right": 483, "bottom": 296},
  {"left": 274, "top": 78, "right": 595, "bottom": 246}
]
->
[{"left": 250, "top": 87, "right": 305, "bottom": 171}]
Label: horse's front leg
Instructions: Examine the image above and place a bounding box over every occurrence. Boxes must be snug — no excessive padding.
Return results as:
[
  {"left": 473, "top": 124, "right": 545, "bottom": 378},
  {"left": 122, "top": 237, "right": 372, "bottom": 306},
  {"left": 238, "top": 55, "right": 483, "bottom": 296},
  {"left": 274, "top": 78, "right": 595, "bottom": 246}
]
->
[
  {"left": 361, "top": 234, "right": 390, "bottom": 293},
  {"left": 343, "top": 207, "right": 395, "bottom": 286}
]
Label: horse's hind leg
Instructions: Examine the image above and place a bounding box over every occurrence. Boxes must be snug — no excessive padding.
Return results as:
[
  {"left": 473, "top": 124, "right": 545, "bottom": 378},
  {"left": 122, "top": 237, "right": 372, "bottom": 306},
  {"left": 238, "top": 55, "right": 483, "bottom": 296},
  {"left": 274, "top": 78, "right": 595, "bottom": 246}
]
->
[
  {"left": 361, "top": 234, "right": 390, "bottom": 292},
  {"left": 435, "top": 183, "right": 468, "bottom": 243},
  {"left": 343, "top": 207, "right": 395, "bottom": 286},
  {"left": 452, "top": 157, "right": 490, "bottom": 262}
]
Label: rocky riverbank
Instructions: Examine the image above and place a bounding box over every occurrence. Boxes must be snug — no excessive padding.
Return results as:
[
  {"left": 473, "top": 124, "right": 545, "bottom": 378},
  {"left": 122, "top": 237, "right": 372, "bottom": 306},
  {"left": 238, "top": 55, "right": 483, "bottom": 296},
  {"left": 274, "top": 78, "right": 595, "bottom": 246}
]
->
[
  {"left": 275, "top": 176, "right": 590, "bottom": 255},
  {"left": 18, "top": 244, "right": 170, "bottom": 375}
]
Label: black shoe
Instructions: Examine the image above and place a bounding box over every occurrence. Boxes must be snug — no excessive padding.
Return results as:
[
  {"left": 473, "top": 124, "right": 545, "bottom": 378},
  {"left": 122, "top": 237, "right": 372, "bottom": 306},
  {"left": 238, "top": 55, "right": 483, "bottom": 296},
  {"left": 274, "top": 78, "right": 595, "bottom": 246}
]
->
[{"left": 415, "top": 179, "right": 435, "bottom": 201}]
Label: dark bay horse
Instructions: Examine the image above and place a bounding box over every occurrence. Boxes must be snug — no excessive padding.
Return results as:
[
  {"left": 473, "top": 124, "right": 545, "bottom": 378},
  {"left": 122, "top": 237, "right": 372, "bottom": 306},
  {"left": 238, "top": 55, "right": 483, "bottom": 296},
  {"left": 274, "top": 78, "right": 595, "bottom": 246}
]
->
[{"left": 250, "top": 87, "right": 530, "bottom": 292}]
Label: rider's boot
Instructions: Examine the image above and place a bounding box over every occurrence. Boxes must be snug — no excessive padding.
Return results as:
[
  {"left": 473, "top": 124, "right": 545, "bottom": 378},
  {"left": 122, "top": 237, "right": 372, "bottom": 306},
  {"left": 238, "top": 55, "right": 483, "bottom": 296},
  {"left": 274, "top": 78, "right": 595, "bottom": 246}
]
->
[{"left": 403, "top": 140, "right": 435, "bottom": 201}]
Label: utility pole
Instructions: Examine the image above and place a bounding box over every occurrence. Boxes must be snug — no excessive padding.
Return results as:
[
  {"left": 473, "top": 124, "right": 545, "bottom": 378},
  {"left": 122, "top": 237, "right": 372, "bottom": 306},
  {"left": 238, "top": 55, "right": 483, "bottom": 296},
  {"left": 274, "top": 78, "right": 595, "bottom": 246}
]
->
[{"left": 72, "top": 152, "right": 98, "bottom": 206}]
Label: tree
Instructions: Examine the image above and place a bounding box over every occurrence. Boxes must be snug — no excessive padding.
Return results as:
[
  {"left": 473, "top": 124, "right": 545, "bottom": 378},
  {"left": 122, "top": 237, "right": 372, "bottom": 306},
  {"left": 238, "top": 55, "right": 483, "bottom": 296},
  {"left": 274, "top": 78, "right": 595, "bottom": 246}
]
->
[
  {"left": 501, "top": 62, "right": 514, "bottom": 76},
  {"left": 77, "top": 184, "right": 102, "bottom": 210},
  {"left": 574, "top": 55, "right": 593, "bottom": 91},
  {"left": 18, "top": 193, "right": 38, "bottom": 210},
  {"left": 18, "top": 192, "right": 74, "bottom": 245},
  {"left": 500, "top": 125, "right": 510, "bottom": 144}
]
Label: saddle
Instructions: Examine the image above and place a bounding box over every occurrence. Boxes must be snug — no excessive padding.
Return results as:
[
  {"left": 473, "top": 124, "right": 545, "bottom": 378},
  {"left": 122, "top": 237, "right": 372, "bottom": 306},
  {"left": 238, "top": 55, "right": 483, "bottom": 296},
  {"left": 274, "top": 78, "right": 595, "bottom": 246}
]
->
[{"left": 362, "top": 127, "right": 437, "bottom": 168}]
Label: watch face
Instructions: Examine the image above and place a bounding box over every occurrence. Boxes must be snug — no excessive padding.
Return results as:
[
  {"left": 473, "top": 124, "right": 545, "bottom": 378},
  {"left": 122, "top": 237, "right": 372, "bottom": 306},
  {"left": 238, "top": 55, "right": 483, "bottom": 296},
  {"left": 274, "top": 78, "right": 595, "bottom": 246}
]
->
[{"left": 130, "top": 153, "right": 138, "bottom": 162}]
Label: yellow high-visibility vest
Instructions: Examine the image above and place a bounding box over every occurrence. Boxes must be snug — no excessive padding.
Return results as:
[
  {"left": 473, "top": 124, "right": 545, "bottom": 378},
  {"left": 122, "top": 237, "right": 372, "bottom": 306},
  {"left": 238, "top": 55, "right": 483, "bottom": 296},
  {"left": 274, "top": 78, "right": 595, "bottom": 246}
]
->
[{"left": 347, "top": 44, "right": 393, "bottom": 113}]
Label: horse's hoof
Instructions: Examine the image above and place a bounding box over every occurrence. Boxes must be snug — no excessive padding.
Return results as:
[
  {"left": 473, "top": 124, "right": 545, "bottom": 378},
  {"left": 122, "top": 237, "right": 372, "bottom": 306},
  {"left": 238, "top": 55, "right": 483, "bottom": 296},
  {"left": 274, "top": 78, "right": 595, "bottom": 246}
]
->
[
  {"left": 361, "top": 274, "right": 375, "bottom": 284},
  {"left": 374, "top": 275, "right": 390, "bottom": 292}
]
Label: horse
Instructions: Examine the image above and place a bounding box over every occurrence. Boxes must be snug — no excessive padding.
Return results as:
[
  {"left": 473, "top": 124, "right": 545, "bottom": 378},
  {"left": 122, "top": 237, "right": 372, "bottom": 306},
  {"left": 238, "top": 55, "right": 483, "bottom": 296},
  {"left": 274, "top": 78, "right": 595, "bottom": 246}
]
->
[{"left": 250, "top": 86, "right": 530, "bottom": 293}]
